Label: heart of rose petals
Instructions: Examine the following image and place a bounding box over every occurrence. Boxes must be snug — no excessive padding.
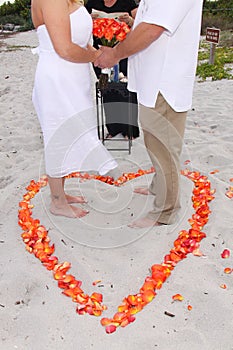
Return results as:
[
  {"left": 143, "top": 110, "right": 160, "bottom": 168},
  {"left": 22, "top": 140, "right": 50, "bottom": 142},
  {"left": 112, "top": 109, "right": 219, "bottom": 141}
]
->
[{"left": 18, "top": 168, "right": 215, "bottom": 334}]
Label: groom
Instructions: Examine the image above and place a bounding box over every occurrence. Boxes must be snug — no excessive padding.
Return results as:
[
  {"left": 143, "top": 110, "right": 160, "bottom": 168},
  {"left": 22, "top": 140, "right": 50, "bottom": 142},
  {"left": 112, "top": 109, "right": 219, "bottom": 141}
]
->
[{"left": 95, "top": 0, "right": 203, "bottom": 228}]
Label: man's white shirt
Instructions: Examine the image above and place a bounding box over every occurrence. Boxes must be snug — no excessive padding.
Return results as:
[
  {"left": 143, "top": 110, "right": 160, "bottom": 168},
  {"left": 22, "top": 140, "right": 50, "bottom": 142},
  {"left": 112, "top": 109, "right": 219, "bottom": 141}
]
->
[{"left": 128, "top": 0, "right": 203, "bottom": 111}]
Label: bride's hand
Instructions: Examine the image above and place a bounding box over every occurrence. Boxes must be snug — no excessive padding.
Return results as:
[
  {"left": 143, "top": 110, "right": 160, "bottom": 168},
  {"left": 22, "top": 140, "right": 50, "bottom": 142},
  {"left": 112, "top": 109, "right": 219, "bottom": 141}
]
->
[{"left": 87, "top": 44, "right": 102, "bottom": 62}]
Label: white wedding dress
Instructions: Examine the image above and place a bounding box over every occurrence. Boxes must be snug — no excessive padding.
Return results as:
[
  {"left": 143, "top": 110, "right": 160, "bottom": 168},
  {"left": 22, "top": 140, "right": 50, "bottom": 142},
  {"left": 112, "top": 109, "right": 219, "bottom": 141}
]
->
[{"left": 32, "top": 6, "right": 117, "bottom": 177}]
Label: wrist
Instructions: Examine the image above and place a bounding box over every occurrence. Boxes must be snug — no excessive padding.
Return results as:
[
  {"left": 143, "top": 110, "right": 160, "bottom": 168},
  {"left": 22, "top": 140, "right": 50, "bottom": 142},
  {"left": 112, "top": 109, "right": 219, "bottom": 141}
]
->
[
  {"left": 113, "top": 45, "right": 122, "bottom": 63},
  {"left": 91, "top": 51, "right": 99, "bottom": 62}
]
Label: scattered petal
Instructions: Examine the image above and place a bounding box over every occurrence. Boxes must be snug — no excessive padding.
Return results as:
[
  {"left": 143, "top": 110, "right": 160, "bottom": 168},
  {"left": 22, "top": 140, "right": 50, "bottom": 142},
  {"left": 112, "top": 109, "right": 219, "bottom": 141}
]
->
[
  {"left": 187, "top": 305, "right": 193, "bottom": 311},
  {"left": 224, "top": 268, "right": 232, "bottom": 274},
  {"left": 172, "top": 294, "right": 184, "bottom": 301},
  {"left": 221, "top": 249, "right": 230, "bottom": 259},
  {"left": 220, "top": 284, "right": 227, "bottom": 289},
  {"left": 105, "top": 325, "right": 117, "bottom": 334},
  {"left": 210, "top": 169, "right": 219, "bottom": 174},
  {"left": 92, "top": 280, "right": 102, "bottom": 286},
  {"left": 225, "top": 190, "right": 233, "bottom": 199},
  {"left": 192, "top": 248, "right": 204, "bottom": 257}
]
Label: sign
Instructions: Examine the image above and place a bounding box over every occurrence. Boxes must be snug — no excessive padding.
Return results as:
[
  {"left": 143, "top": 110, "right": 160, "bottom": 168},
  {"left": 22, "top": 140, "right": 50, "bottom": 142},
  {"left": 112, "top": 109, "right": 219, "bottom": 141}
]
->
[{"left": 206, "top": 27, "right": 220, "bottom": 44}]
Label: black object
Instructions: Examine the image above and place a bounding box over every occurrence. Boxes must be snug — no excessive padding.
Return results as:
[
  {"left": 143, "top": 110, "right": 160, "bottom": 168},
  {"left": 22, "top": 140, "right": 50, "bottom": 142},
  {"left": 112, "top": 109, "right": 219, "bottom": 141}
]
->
[
  {"left": 96, "top": 82, "right": 139, "bottom": 154},
  {"left": 102, "top": 81, "right": 139, "bottom": 139}
]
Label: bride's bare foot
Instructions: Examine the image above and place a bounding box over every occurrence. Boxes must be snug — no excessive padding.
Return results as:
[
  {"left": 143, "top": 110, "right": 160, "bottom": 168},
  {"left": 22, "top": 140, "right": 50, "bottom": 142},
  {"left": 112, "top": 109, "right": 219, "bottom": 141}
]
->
[
  {"left": 134, "top": 187, "right": 151, "bottom": 195},
  {"left": 50, "top": 202, "right": 89, "bottom": 218},
  {"left": 65, "top": 194, "right": 87, "bottom": 204},
  {"left": 128, "top": 216, "right": 164, "bottom": 228}
]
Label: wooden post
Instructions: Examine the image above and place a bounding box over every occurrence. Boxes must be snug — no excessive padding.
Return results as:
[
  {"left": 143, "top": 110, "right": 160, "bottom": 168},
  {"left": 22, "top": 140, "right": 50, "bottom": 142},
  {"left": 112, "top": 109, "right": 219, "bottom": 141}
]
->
[
  {"left": 206, "top": 27, "right": 220, "bottom": 65},
  {"left": 209, "top": 43, "right": 216, "bottom": 65}
]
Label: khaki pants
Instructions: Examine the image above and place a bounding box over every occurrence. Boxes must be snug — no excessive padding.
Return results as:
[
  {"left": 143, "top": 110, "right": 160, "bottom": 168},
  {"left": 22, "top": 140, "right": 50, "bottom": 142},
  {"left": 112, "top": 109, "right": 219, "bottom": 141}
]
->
[{"left": 139, "top": 93, "right": 187, "bottom": 224}]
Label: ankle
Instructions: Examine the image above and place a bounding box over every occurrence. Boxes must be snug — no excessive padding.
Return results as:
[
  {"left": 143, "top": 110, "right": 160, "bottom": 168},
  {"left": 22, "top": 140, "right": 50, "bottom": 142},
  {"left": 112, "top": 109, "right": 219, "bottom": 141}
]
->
[{"left": 51, "top": 195, "right": 67, "bottom": 207}]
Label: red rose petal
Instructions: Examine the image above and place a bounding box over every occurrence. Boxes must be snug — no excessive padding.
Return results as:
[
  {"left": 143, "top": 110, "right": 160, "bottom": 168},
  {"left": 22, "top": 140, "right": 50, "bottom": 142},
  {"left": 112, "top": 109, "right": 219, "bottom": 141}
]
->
[{"left": 221, "top": 249, "right": 230, "bottom": 259}]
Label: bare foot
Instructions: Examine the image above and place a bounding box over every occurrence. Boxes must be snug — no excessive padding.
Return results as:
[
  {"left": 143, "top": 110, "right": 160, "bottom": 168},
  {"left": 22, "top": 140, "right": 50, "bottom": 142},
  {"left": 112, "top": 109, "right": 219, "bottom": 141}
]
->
[
  {"left": 106, "top": 134, "right": 113, "bottom": 139},
  {"left": 128, "top": 216, "right": 164, "bottom": 228},
  {"left": 65, "top": 194, "right": 87, "bottom": 204},
  {"left": 50, "top": 202, "right": 89, "bottom": 218},
  {"left": 134, "top": 187, "right": 151, "bottom": 195},
  {"left": 124, "top": 136, "right": 134, "bottom": 140}
]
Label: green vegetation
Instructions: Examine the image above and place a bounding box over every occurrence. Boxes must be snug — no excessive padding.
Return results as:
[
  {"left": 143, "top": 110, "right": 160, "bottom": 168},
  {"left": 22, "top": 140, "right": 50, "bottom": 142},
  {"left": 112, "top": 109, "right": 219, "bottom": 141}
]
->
[
  {"left": 196, "top": 61, "right": 232, "bottom": 81},
  {"left": 0, "top": 0, "right": 32, "bottom": 30},
  {"left": 197, "top": 38, "right": 233, "bottom": 81},
  {"left": 202, "top": 0, "right": 233, "bottom": 33}
]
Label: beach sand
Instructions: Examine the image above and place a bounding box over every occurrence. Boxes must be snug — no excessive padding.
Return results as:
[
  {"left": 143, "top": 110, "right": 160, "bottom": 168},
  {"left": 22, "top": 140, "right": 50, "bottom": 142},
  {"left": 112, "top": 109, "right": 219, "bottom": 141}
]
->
[{"left": 0, "top": 30, "right": 233, "bottom": 350}]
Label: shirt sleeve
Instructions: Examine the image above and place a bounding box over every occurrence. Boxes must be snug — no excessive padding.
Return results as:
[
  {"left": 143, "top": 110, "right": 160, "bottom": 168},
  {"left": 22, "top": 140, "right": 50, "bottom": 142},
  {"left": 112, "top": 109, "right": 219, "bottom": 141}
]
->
[{"left": 141, "top": 0, "right": 197, "bottom": 34}]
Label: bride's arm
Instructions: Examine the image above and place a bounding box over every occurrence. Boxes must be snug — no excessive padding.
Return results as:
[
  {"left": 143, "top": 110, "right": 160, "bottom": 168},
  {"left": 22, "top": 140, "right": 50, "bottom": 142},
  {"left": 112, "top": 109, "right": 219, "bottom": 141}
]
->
[{"left": 39, "top": 0, "right": 98, "bottom": 63}]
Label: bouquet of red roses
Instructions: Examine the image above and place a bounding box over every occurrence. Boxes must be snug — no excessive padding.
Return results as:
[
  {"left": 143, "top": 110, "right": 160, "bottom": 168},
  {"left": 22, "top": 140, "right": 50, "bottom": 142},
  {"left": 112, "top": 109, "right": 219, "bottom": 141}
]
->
[{"left": 93, "top": 18, "right": 130, "bottom": 89}]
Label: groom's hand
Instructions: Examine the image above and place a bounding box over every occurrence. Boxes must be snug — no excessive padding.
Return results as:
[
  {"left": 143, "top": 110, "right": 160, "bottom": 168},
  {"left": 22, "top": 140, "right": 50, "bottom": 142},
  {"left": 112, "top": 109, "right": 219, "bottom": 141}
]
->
[{"left": 94, "top": 46, "right": 119, "bottom": 69}]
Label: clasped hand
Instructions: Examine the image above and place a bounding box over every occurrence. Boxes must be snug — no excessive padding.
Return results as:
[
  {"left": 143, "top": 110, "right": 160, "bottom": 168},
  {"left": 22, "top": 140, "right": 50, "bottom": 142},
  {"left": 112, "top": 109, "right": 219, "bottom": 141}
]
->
[{"left": 94, "top": 46, "right": 119, "bottom": 69}]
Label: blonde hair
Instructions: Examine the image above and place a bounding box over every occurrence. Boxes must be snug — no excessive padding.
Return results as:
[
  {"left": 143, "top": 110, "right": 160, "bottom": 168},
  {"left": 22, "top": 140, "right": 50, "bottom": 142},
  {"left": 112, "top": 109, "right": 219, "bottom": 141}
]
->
[{"left": 70, "top": 0, "right": 84, "bottom": 4}]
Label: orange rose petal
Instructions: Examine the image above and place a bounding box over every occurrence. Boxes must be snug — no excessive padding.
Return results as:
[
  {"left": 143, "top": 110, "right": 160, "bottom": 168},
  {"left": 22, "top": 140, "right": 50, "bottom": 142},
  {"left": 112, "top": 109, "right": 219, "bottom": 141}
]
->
[
  {"left": 230, "top": 178, "right": 233, "bottom": 182},
  {"left": 76, "top": 293, "right": 89, "bottom": 304},
  {"left": 91, "top": 292, "right": 103, "bottom": 303},
  {"left": 225, "top": 190, "right": 233, "bottom": 199},
  {"left": 54, "top": 271, "right": 65, "bottom": 280},
  {"left": 129, "top": 303, "right": 143, "bottom": 315},
  {"left": 224, "top": 268, "right": 232, "bottom": 274},
  {"left": 220, "top": 284, "right": 227, "bottom": 289},
  {"left": 210, "top": 169, "right": 219, "bottom": 174},
  {"left": 119, "top": 318, "right": 130, "bottom": 328},
  {"left": 118, "top": 303, "right": 128, "bottom": 313},
  {"left": 172, "top": 294, "right": 184, "bottom": 301},
  {"left": 140, "top": 281, "right": 155, "bottom": 292},
  {"left": 142, "top": 290, "right": 156, "bottom": 303},
  {"left": 192, "top": 248, "right": 204, "bottom": 257},
  {"left": 221, "top": 249, "right": 230, "bottom": 259},
  {"left": 113, "top": 312, "right": 127, "bottom": 322},
  {"left": 187, "top": 305, "right": 192, "bottom": 311},
  {"left": 127, "top": 295, "right": 137, "bottom": 306},
  {"left": 101, "top": 318, "right": 112, "bottom": 326},
  {"left": 92, "top": 309, "right": 102, "bottom": 317}
]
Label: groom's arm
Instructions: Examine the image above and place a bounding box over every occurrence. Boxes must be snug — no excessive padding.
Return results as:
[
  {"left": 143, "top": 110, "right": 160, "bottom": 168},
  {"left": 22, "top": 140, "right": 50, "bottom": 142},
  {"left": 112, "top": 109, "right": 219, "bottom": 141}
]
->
[{"left": 94, "top": 22, "right": 165, "bottom": 68}]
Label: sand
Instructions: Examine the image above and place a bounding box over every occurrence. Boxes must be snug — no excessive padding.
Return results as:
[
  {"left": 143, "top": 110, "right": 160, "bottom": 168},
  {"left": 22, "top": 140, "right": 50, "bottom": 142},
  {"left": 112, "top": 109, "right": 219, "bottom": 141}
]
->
[{"left": 0, "top": 30, "right": 233, "bottom": 350}]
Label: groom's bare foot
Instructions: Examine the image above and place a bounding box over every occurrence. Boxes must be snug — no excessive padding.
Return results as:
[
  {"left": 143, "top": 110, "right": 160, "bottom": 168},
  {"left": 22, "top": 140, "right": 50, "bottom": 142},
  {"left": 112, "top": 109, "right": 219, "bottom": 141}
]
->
[
  {"left": 128, "top": 216, "right": 164, "bottom": 228},
  {"left": 65, "top": 194, "right": 87, "bottom": 204},
  {"left": 134, "top": 187, "right": 151, "bottom": 195},
  {"left": 50, "top": 202, "right": 89, "bottom": 218}
]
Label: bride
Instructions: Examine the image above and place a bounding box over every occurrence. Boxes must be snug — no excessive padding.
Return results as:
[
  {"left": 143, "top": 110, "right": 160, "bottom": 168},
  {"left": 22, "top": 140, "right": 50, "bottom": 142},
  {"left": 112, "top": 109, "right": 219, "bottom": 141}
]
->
[{"left": 31, "top": 0, "right": 118, "bottom": 218}]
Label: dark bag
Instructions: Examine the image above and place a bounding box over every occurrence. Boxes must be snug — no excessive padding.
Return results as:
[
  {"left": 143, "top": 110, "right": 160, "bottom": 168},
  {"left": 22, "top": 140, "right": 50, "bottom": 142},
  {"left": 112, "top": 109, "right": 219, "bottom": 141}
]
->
[{"left": 102, "top": 82, "right": 139, "bottom": 138}]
